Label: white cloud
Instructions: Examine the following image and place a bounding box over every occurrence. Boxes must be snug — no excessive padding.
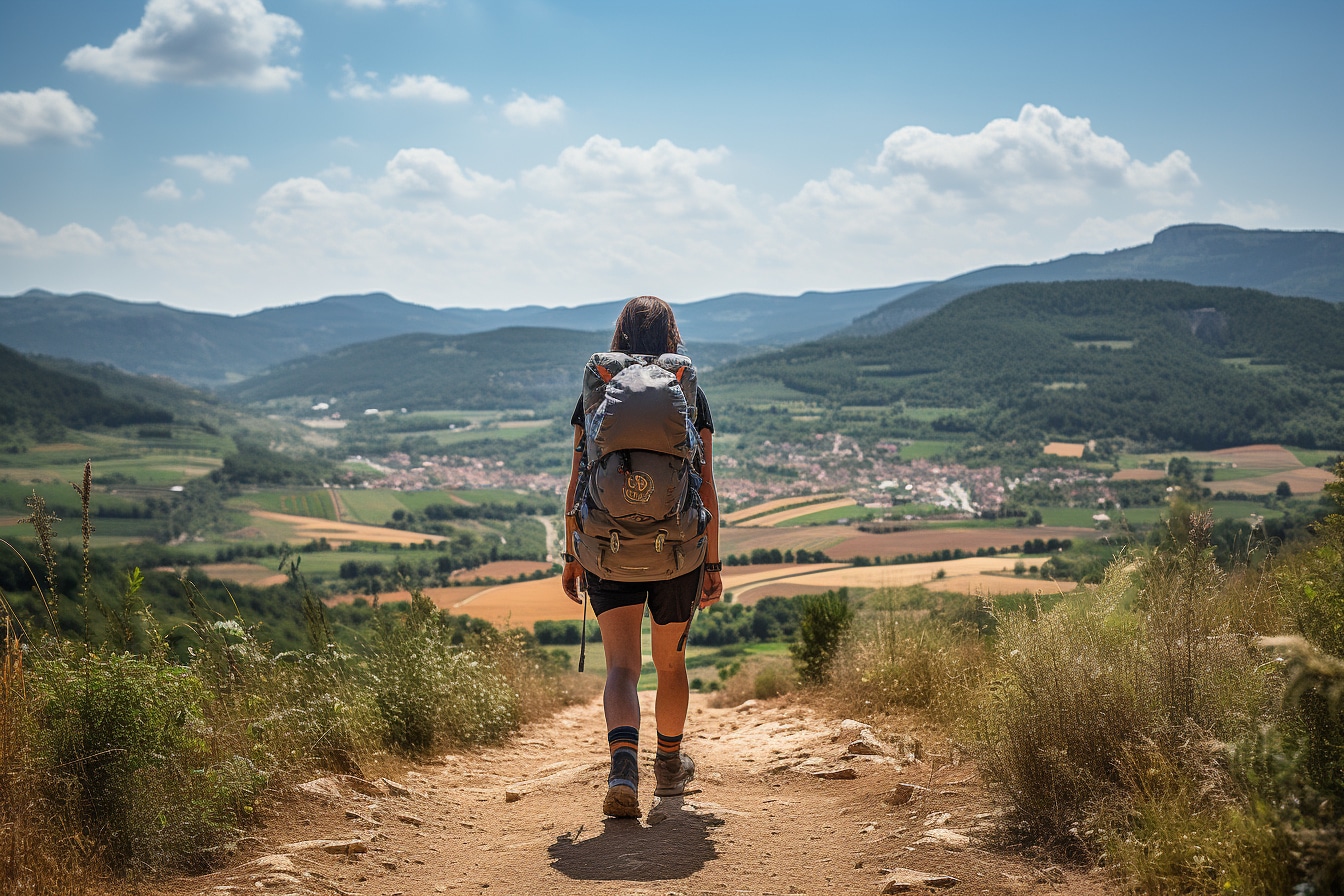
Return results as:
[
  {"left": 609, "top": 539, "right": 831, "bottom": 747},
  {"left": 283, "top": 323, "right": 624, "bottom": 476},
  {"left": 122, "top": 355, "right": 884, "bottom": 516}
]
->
[
  {"left": 388, "top": 75, "right": 470, "bottom": 104},
  {"left": 64, "top": 0, "right": 302, "bottom": 91},
  {"left": 773, "top": 103, "right": 1204, "bottom": 284},
  {"left": 521, "top": 136, "right": 742, "bottom": 218},
  {"left": 379, "top": 148, "right": 511, "bottom": 200},
  {"left": 502, "top": 93, "right": 565, "bottom": 126},
  {"left": 171, "top": 153, "right": 250, "bottom": 183},
  {"left": 329, "top": 63, "right": 381, "bottom": 100},
  {"left": 331, "top": 66, "right": 469, "bottom": 103},
  {"left": 0, "top": 89, "right": 97, "bottom": 146},
  {"left": 0, "top": 211, "right": 104, "bottom": 259},
  {"left": 334, "top": 0, "right": 436, "bottom": 7},
  {"left": 145, "top": 178, "right": 183, "bottom": 200},
  {"left": 1213, "top": 200, "right": 1283, "bottom": 229},
  {"left": 871, "top": 103, "right": 1198, "bottom": 210},
  {"left": 1, "top": 107, "right": 1212, "bottom": 311}
]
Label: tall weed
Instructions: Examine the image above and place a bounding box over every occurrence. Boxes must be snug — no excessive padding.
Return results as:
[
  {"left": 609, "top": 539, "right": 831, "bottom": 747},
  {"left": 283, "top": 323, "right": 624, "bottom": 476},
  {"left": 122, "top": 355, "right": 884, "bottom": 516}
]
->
[
  {"left": 979, "top": 520, "right": 1289, "bottom": 889},
  {"left": 831, "top": 588, "right": 990, "bottom": 724},
  {"left": 0, "top": 472, "right": 572, "bottom": 886},
  {"left": 791, "top": 589, "right": 853, "bottom": 684}
]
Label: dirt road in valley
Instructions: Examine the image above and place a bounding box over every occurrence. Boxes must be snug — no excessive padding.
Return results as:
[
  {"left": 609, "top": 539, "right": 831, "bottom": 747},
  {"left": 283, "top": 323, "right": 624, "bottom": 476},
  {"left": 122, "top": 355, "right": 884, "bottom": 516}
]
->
[{"left": 162, "top": 694, "right": 1116, "bottom": 896}]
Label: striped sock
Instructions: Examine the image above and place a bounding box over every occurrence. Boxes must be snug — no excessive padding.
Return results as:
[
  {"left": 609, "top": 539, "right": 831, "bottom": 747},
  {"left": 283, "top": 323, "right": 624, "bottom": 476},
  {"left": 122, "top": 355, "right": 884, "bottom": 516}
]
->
[
  {"left": 656, "top": 731, "right": 683, "bottom": 758},
  {"left": 607, "top": 725, "right": 639, "bottom": 790}
]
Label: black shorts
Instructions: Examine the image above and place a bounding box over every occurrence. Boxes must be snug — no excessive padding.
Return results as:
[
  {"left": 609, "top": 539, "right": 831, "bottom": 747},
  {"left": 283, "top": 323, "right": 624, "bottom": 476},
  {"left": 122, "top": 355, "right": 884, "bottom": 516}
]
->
[{"left": 585, "top": 565, "right": 703, "bottom": 625}]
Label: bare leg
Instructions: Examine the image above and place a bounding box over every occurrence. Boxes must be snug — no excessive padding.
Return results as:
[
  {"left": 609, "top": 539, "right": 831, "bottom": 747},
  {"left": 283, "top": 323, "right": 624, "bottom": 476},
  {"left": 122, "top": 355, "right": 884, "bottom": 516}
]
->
[
  {"left": 597, "top": 603, "right": 645, "bottom": 732},
  {"left": 650, "top": 619, "right": 690, "bottom": 738}
]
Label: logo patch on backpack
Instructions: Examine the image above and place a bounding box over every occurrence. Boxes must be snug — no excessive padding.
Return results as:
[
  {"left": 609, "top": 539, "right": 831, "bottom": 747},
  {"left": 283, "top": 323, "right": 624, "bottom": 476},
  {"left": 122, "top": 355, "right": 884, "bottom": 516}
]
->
[{"left": 623, "top": 471, "right": 654, "bottom": 504}]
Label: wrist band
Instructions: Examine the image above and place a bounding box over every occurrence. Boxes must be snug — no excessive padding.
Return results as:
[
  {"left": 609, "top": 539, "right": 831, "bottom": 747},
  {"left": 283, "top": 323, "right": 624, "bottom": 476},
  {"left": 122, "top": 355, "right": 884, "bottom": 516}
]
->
[{"left": 703, "top": 562, "right": 722, "bottom": 572}]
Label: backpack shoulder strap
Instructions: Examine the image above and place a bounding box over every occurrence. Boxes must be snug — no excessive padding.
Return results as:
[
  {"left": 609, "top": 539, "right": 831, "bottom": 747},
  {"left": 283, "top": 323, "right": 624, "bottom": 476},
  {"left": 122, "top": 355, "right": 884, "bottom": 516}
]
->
[{"left": 656, "top": 353, "right": 698, "bottom": 426}]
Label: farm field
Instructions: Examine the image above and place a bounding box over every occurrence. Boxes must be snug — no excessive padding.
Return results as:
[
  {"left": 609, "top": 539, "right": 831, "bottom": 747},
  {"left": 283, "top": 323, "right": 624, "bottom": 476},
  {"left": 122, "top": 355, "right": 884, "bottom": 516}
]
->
[
  {"left": 325, "top": 585, "right": 489, "bottom": 611},
  {"left": 194, "top": 563, "right": 289, "bottom": 587},
  {"left": 729, "top": 556, "right": 1063, "bottom": 603},
  {"left": 246, "top": 510, "right": 446, "bottom": 546},
  {"left": 240, "top": 489, "right": 337, "bottom": 520},
  {"left": 897, "top": 439, "right": 958, "bottom": 460},
  {"left": 423, "top": 420, "right": 552, "bottom": 447},
  {"left": 333, "top": 486, "right": 547, "bottom": 525},
  {"left": 1113, "top": 443, "right": 1332, "bottom": 494},
  {"left": 440, "top": 555, "right": 1053, "bottom": 628},
  {"left": 738, "top": 498, "right": 858, "bottom": 527},
  {"left": 720, "top": 492, "right": 846, "bottom": 525},
  {"left": 721, "top": 522, "right": 1095, "bottom": 561}
]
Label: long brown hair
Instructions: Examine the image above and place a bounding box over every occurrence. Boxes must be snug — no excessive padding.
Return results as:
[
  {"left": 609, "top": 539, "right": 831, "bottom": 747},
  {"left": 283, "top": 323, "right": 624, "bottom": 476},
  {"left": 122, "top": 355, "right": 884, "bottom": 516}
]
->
[{"left": 610, "top": 296, "right": 682, "bottom": 355}]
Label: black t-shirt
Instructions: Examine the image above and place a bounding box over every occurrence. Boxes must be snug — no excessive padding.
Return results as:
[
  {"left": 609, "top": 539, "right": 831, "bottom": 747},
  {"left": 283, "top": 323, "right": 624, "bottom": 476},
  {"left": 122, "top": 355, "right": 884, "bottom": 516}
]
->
[{"left": 571, "top": 386, "right": 714, "bottom": 435}]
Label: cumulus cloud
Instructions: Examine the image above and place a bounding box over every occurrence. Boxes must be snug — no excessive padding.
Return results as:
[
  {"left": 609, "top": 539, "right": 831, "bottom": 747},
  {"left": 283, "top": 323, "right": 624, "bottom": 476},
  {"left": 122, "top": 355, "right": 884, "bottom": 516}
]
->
[
  {"left": 0, "top": 210, "right": 104, "bottom": 259},
  {"left": 773, "top": 103, "right": 1205, "bottom": 283},
  {"left": 0, "top": 89, "right": 97, "bottom": 146},
  {"left": 329, "top": 63, "right": 381, "bottom": 100},
  {"left": 334, "top": 0, "right": 435, "bottom": 7},
  {"left": 869, "top": 103, "right": 1198, "bottom": 210},
  {"left": 145, "top": 178, "right": 183, "bottom": 200},
  {"left": 331, "top": 66, "right": 469, "bottom": 103},
  {"left": 379, "top": 148, "right": 511, "bottom": 200},
  {"left": 521, "top": 136, "right": 743, "bottom": 219},
  {"left": 502, "top": 93, "right": 565, "bottom": 126},
  {"left": 388, "top": 75, "right": 470, "bottom": 103},
  {"left": 64, "top": 0, "right": 302, "bottom": 90},
  {"left": 2, "top": 107, "right": 1212, "bottom": 310},
  {"left": 171, "top": 153, "right": 250, "bottom": 183}
]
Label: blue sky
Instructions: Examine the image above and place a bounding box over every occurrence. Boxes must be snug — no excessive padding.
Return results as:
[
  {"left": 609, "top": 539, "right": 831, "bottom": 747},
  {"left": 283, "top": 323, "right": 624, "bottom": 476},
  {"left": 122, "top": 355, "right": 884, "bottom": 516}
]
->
[{"left": 0, "top": 0, "right": 1340, "bottom": 313}]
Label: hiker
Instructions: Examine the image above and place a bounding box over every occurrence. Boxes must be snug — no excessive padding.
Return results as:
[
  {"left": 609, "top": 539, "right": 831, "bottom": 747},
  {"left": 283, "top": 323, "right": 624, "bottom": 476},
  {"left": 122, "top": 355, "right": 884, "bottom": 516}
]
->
[{"left": 561, "top": 295, "right": 723, "bottom": 818}]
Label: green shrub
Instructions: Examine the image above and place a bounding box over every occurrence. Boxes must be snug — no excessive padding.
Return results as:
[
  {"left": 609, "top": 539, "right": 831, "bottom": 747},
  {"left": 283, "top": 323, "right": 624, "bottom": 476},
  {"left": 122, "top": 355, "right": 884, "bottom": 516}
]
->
[
  {"left": 790, "top": 589, "right": 853, "bottom": 684},
  {"left": 369, "top": 592, "right": 519, "bottom": 754},
  {"left": 980, "top": 522, "right": 1289, "bottom": 890},
  {"left": 31, "top": 647, "right": 266, "bottom": 872},
  {"left": 833, "top": 600, "right": 989, "bottom": 724}
]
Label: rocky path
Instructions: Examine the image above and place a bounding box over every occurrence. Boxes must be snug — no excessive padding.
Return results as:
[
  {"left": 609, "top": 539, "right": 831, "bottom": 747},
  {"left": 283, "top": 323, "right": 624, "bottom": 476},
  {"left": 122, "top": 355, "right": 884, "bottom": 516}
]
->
[{"left": 160, "top": 694, "right": 1117, "bottom": 896}]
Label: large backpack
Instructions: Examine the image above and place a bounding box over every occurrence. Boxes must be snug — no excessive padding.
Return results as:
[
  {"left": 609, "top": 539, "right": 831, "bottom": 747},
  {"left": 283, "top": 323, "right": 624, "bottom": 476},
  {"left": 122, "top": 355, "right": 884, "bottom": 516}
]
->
[{"left": 571, "top": 352, "right": 710, "bottom": 581}]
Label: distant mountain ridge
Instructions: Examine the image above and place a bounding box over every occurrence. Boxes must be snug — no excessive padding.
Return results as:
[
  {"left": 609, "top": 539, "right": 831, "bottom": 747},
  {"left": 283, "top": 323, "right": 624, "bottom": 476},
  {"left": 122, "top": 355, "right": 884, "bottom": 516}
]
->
[
  {"left": 844, "top": 224, "right": 1344, "bottom": 335},
  {"left": 0, "top": 283, "right": 930, "bottom": 386},
  {"left": 722, "top": 280, "right": 1344, "bottom": 450}
]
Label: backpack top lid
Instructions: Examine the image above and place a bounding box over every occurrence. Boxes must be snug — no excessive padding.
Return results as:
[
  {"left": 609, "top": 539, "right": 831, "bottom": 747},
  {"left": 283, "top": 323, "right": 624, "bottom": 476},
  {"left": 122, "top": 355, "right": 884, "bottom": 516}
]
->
[{"left": 582, "top": 352, "right": 699, "bottom": 461}]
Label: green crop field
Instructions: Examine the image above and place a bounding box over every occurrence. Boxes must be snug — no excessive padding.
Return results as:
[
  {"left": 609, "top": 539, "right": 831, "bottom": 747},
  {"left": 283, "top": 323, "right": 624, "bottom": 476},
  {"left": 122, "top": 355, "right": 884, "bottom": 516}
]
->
[
  {"left": 245, "top": 490, "right": 337, "bottom": 520},
  {"left": 776, "top": 504, "right": 884, "bottom": 526},
  {"left": 899, "top": 440, "right": 958, "bottom": 460},
  {"left": 424, "top": 424, "right": 549, "bottom": 447},
  {"left": 898, "top": 406, "right": 979, "bottom": 423},
  {"left": 704, "top": 379, "right": 820, "bottom": 409},
  {"left": 333, "top": 490, "right": 409, "bottom": 524},
  {"left": 1288, "top": 447, "right": 1340, "bottom": 467}
]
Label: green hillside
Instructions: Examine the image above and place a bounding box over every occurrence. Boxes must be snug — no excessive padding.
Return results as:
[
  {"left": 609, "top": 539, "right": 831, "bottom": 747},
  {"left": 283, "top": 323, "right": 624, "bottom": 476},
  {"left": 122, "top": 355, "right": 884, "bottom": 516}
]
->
[
  {"left": 847, "top": 224, "right": 1344, "bottom": 335},
  {"left": 716, "top": 280, "right": 1344, "bottom": 450},
  {"left": 223, "top": 327, "right": 754, "bottom": 411},
  {"left": 0, "top": 343, "right": 173, "bottom": 443}
]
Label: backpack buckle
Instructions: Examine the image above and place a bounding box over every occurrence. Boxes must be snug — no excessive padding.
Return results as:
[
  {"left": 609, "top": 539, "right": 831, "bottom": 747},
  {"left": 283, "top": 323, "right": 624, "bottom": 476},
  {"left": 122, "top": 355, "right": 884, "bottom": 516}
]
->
[
  {"left": 609, "top": 530, "right": 620, "bottom": 553},
  {"left": 655, "top": 530, "right": 667, "bottom": 552}
]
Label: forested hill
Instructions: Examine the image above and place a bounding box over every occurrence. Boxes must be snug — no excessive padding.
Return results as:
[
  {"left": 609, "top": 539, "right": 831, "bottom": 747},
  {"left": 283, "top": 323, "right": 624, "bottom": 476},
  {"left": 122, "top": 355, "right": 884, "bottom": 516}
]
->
[
  {"left": 0, "top": 344, "right": 173, "bottom": 443},
  {"left": 716, "top": 280, "right": 1344, "bottom": 450},
  {"left": 0, "top": 283, "right": 928, "bottom": 386},
  {"left": 223, "top": 327, "right": 755, "bottom": 411},
  {"left": 845, "top": 224, "right": 1344, "bottom": 336}
]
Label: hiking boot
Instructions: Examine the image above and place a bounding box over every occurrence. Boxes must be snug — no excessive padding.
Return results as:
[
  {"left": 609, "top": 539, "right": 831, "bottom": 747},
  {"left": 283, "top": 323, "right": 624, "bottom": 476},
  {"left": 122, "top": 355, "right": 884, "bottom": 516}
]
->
[
  {"left": 603, "top": 750, "right": 640, "bottom": 818},
  {"left": 653, "top": 751, "right": 696, "bottom": 797}
]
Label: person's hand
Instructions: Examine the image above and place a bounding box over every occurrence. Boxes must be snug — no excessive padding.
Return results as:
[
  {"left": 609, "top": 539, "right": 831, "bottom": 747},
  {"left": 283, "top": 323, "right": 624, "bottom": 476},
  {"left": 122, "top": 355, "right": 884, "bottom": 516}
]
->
[
  {"left": 700, "top": 569, "right": 723, "bottom": 608},
  {"left": 561, "top": 560, "right": 585, "bottom": 604}
]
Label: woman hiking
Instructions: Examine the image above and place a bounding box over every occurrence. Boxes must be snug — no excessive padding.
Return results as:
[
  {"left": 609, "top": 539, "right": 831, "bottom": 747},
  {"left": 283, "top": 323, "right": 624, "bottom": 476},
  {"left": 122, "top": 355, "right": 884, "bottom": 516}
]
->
[{"left": 561, "top": 295, "right": 723, "bottom": 818}]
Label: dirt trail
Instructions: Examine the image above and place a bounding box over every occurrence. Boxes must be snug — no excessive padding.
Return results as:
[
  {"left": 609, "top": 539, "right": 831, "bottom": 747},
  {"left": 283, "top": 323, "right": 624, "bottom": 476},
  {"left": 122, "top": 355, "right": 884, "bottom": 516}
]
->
[{"left": 161, "top": 695, "right": 1118, "bottom": 896}]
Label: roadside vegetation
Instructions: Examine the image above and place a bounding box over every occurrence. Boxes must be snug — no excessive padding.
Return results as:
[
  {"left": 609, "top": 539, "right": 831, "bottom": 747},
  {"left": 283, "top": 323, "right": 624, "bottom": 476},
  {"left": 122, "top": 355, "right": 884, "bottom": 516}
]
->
[
  {"left": 0, "top": 466, "right": 576, "bottom": 893},
  {"left": 741, "top": 465, "right": 1344, "bottom": 895}
]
